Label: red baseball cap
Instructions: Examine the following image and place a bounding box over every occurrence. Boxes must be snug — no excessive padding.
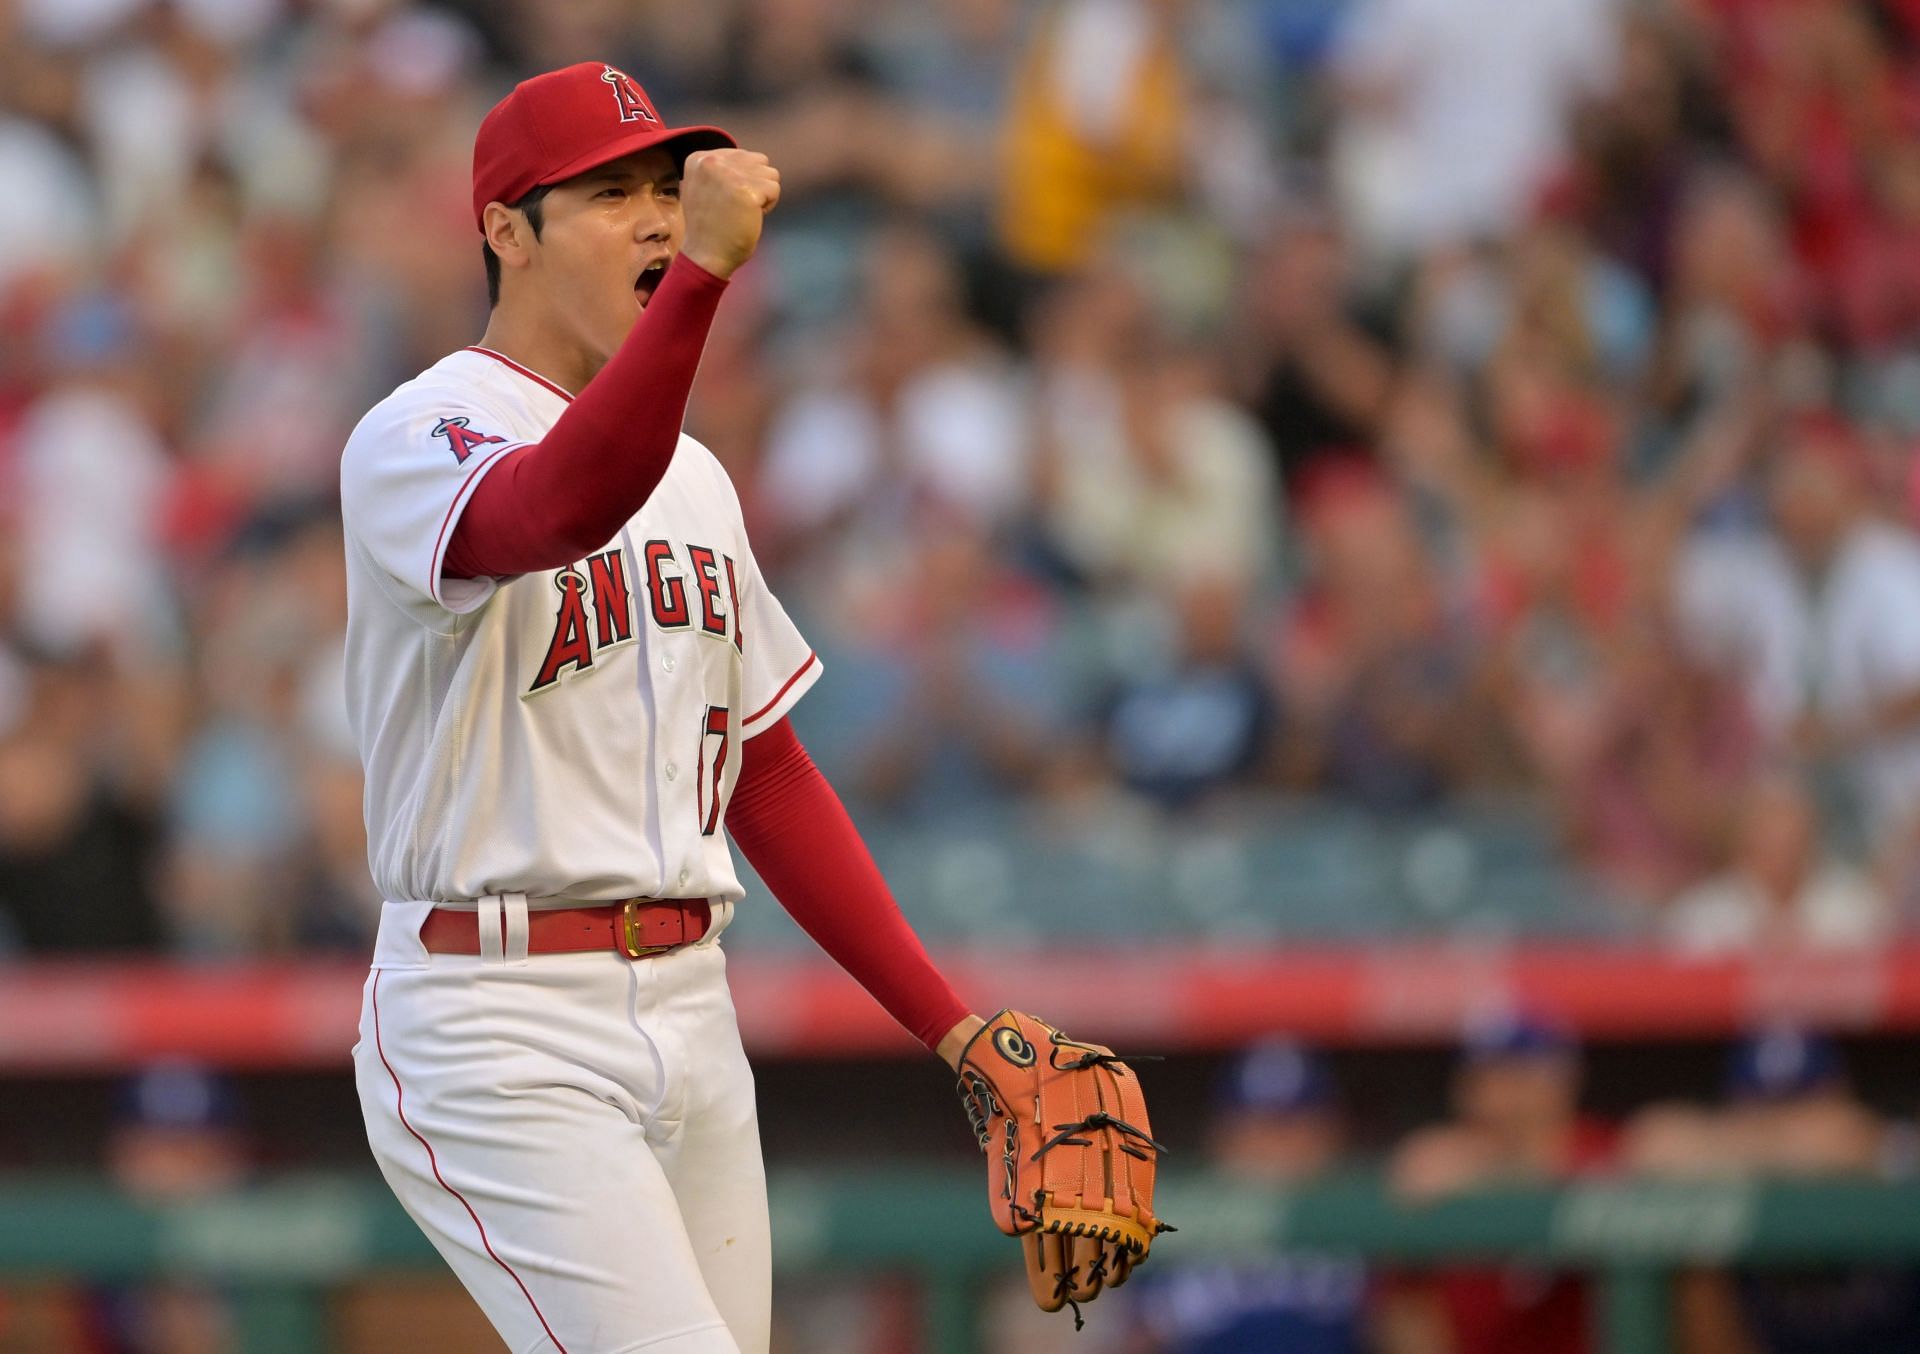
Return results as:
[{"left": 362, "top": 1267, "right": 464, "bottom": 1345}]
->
[{"left": 471, "top": 62, "right": 735, "bottom": 231}]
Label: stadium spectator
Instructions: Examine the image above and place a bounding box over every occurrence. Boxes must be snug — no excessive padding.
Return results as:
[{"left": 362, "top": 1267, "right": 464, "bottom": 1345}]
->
[
  {"left": 1665, "top": 393, "right": 1809, "bottom": 744},
  {"left": 1277, "top": 462, "right": 1481, "bottom": 812},
  {"left": 1626, "top": 1028, "right": 1887, "bottom": 1180},
  {"left": 1555, "top": 619, "right": 1761, "bottom": 909},
  {"left": 1765, "top": 417, "right": 1920, "bottom": 885},
  {"left": 0, "top": 18, "right": 98, "bottom": 303},
  {"left": 1232, "top": 207, "right": 1397, "bottom": 496},
  {"left": 994, "top": 0, "right": 1190, "bottom": 274},
  {"left": 1659, "top": 409, "right": 1920, "bottom": 917},
  {"left": 1328, "top": 0, "right": 1620, "bottom": 259},
  {"left": 757, "top": 222, "right": 1030, "bottom": 576},
  {"left": 1709, "top": 0, "right": 1914, "bottom": 301},
  {"left": 1552, "top": 7, "right": 1720, "bottom": 296},
  {"left": 698, "top": 0, "right": 894, "bottom": 201},
  {"left": 1380, "top": 1012, "right": 1616, "bottom": 1354},
  {"left": 162, "top": 504, "right": 352, "bottom": 954},
  {"left": 0, "top": 647, "right": 165, "bottom": 954},
  {"left": 1125, "top": 1039, "right": 1371, "bottom": 1354},
  {"left": 1101, "top": 576, "right": 1278, "bottom": 813},
  {"left": 285, "top": 638, "right": 378, "bottom": 952},
  {"left": 1829, "top": 123, "right": 1920, "bottom": 356},
  {"left": 806, "top": 518, "right": 1079, "bottom": 821},
  {"left": 1414, "top": 217, "right": 1657, "bottom": 404},
  {"left": 864, "top": 0, "right": 1023, "bottom": 222},
  {"left": 1029, "top": 263, "right": 1278, "bottom": 594},
  {"left": 1473, "top": 455, "right": 1635, "bottom": 794},
  {"left": 11, "top": 295, "right": 178, "bottom": 660},
  {"left": 1626, "top": 1029, "right": 1920, "bottom": 1354},
  {"left": 1665, "top": 770, "right": 1889, "bottom": 953},
  {"left": 1654, "top": 169, "right": 1809, "bottom": 416},
  {"left": 93, "top": 1061, "right": 250, "bottom": 1354},
  {"left": 180, "top": 209, "right": 367, "bottom": 511},
  {"left": 0, "top": 1061, "right": 248, "bottom": 1347},
  {"left": 302, "top": 7, "right": 487, "bottom": 378}
]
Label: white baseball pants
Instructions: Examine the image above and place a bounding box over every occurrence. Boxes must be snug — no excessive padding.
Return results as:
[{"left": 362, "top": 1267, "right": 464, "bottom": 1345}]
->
[{"left": 352, "top": 899, "right": 769, "bottom": 1354}]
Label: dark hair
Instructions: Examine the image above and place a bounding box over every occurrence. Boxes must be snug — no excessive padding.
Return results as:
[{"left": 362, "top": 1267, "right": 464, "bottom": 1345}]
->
[{"left": 482, "top": 183, "right": 555, "bottom": 308}]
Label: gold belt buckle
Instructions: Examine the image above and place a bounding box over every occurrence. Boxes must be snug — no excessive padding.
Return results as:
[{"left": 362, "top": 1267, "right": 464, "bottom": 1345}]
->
[{"left": 619, "top": 900, "right": 674, "bottom": 960}]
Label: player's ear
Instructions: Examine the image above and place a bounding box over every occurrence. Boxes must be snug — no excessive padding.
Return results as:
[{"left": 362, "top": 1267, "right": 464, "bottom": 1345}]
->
[{"left": 483, "top": 201, "right": 535, "bottom": 270}]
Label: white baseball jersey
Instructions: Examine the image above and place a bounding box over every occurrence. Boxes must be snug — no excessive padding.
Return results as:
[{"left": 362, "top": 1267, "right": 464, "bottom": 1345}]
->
[{"left": 338, "top": 345, "right": 820, "bottom": 906}]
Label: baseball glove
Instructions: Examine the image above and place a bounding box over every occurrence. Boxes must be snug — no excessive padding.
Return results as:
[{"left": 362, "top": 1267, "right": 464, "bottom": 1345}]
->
[{"left": 955, "top": 1009, "right": 1170, "bottom": 1325}]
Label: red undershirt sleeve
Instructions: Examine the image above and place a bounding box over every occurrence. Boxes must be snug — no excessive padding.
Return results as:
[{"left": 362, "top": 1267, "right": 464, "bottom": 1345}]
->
[
  {"left": 726, "top": 717, "right": 971, "bottom": 1052},
  {"left": 445, "top": 253, "right": 729, "bottom": 579}
]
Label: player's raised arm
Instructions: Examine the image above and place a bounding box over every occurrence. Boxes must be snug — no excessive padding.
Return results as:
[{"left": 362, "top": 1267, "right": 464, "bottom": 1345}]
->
[{"left": 442, "top": 97, "right": 780, "bottom": 582}]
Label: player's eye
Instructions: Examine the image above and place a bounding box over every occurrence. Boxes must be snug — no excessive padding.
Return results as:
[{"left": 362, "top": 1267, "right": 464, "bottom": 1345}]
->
[
  {"left": 658, "top": 183, "right": 681, "bottom": 200},
  {"left": 596, "top": 187, "right": 628, "bottom": 200}
]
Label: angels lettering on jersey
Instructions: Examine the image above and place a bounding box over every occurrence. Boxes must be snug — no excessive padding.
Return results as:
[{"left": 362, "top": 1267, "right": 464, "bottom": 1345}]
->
[{"left": 531, "top": 539, "right": 745, "bottom": 695}]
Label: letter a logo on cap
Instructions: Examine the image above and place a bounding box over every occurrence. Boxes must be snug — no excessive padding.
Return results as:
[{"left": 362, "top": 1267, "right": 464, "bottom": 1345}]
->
[{"left": 601, "top": 66, "right": 658, "bottom": 125}]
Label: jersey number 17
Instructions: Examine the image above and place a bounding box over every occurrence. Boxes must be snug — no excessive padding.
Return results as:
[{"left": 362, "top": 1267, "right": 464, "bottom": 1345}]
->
[{"left": 697, "top": 706, "right": 729, "bottom": 836}]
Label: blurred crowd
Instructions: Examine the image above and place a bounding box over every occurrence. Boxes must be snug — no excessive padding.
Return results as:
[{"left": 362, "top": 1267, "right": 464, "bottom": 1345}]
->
[{"left": 2, "top": 0, "right": 1920, "bottom": 955}]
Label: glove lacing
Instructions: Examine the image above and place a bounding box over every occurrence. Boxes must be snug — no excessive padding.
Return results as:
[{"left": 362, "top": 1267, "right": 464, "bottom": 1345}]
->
[{"left": 1032, "top": 1109, "right": 1167, "bottom": 1164}]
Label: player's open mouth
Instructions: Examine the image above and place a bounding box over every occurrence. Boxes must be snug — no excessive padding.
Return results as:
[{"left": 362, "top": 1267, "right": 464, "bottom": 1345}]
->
[{"left": 635, "top": 260, "right": 668, "bottom": 307}]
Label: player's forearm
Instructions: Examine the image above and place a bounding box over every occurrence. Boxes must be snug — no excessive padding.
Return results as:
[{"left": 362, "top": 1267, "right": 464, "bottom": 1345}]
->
[
  {"left": 444, "top": 255, "right": 728, "bottom": 578},
  {"left": 726, "top": 718, "right": 972, "bottom": 1052}
]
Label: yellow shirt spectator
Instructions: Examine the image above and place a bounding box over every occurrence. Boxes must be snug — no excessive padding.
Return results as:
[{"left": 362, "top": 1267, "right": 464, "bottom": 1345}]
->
[{"left": 997, "top": 0, "right": 1188, "bottom": 273}]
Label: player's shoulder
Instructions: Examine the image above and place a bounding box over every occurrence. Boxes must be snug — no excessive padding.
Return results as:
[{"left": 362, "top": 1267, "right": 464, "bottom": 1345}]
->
[
  {"left": 338, "top": 352, "right": 533, "bottom": 526},
  {"left": 341, "top": 352, "right": 529, "bottom": 480},
  {"left": 348, "top": 352, "right": 517, "bottom": 442},
  {"left": 670, "top": 433, "right": 746, "bottom": 511}
]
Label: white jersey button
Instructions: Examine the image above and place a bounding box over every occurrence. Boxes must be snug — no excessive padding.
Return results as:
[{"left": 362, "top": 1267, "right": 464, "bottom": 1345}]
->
[
  {"left": 677, "top": 867, "right": 691, "bottom": 888},
  {"left": 665, "top": 762, "right": 678, "bottom": 781},
  {"left": 662, "top": 654, "right": 676, "bottom": 672}
]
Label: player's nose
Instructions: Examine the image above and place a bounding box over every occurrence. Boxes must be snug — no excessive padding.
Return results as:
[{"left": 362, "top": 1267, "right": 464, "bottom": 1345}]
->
[{"left": 633, "top": 194, "right": 675, "bottom": 243}]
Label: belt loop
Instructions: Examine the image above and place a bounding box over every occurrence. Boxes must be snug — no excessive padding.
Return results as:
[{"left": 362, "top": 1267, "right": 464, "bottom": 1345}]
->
[
  {"left": 502, "top": 893, "right": 529, "bottom": 964},
  {"left": 477, "top": 895, "right": 505, "bottom": 962},
  {"left": 695, "top": 899, "right": 732, "bottom": 948}
]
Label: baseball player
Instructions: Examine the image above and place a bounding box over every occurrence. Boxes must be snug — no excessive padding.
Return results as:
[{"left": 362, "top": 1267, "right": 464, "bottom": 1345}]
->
[{"left": 339, "top": 62, "right": 1162, "bottom": 1354}]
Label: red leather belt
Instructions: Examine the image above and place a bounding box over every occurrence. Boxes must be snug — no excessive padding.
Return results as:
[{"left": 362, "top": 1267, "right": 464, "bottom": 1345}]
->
[{"left": 418, "top": 898, "right": 712, "bottom": 958}]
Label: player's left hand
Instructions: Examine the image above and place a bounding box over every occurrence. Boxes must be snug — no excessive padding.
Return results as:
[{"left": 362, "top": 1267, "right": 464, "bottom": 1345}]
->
[{"left": 954, "top": 1010, "right": 1171, "bottom": 1326}]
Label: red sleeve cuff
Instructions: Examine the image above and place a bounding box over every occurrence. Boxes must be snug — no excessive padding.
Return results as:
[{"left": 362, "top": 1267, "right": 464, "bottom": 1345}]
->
[{"left": 672, "top": 253, "right": 731, "bottom": 293}]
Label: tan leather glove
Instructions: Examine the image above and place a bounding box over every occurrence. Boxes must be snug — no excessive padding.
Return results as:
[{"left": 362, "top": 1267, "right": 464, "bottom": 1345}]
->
[{"left": 954, "top": 1009, "right": 1171, "bottom": 1324}]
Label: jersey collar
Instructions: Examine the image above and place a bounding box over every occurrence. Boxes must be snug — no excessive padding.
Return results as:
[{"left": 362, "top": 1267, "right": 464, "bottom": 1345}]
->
[{"left": 464, "top": 346, "right": 576, "bottom": 403}]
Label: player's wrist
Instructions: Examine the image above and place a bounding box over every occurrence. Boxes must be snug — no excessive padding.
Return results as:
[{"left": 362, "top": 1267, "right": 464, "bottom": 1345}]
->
[
  {"left": 937, "top": 1014, "right": 986, "bottom": 1072},
  {"left": 677, "top": 244, "right": 742, "bottom": 282}
]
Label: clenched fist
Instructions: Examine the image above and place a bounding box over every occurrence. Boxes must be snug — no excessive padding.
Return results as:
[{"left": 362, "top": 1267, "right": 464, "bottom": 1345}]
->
[{"left": 680, "top": 149, "right": 780, "bottom": 279}]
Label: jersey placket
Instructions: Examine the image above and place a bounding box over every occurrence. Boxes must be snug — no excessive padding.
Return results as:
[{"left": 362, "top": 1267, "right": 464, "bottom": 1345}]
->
[{"left": 618, "top": 525, "right": 677, "bottom": 898}]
